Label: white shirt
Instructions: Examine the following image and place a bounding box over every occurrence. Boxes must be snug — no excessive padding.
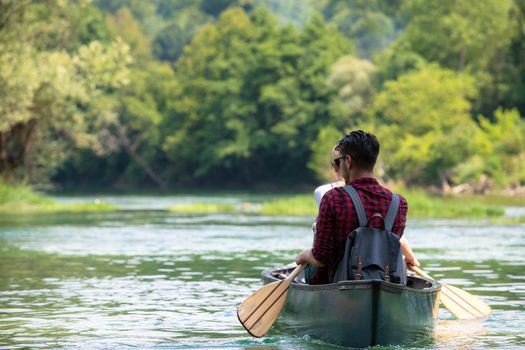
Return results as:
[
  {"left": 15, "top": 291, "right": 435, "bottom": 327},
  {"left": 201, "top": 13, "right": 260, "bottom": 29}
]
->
[{"left": 314, "top": 181, "right": 344, "bottom": 208}]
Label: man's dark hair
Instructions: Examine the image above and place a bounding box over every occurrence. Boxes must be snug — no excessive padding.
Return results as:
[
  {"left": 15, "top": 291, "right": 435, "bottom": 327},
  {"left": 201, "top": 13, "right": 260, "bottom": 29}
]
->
[{"left": 335, "top": 130, "right": 380, "bottom": 170}]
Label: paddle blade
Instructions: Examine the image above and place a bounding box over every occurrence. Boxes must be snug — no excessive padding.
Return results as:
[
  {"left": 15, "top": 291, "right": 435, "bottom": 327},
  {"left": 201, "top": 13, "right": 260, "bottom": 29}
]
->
[
  {"left": 237, "top": 279, "right": 291, "bottom": 337},
  {"left": 440, "top": 283, "right": 492, "bottom": 320},
  {"left": 411, "top": 266, "right": 492, "bottom": 320}
]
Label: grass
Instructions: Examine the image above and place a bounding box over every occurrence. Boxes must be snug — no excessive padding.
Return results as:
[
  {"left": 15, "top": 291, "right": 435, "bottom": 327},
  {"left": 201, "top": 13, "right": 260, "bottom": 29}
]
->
[
  {"left": 166, "top": 190, "right": 510, "bottom": 218},
  {"left": 243, "top": 190, "right": 507, "bottom": 218},
  {"left": 484, "top": 216, "right": 525, "bottom": 224},
  {"left": 403, "top": 190, "right": 505, "bottom": 218},
  {"left": 0, "top": 182, "right": 53, "bottom": 206},
  {"left": 0, "top": 202, "right": 116, "bottom": 214},
  {"left": 168, "top": 203, "right": 237, "bottom": 214},
  {"left": 0, "top": 181, "right": 516, "bottom": 218},
  {"left": 258, "top": 195, "right": 317, "bottom": 216},
  {"left": 0, "top": 182, "right": 116, "bottom": 214}
]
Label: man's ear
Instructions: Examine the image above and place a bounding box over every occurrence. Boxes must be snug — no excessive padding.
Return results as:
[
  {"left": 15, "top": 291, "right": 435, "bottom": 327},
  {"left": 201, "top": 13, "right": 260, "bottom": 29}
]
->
[{"left": 346, "top": 155, "right": 352, "bottom": 169}]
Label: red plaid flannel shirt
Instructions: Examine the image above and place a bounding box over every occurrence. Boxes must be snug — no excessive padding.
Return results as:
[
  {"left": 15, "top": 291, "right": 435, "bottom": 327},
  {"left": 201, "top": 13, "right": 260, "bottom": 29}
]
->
[{"left": 311, "top": 177, "right": 408, "bottom": 284}]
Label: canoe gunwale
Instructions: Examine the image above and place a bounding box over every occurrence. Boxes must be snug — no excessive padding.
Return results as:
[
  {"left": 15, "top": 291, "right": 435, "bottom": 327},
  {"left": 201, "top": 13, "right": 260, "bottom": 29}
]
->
[{"left": 262, "top": 267, "right": 441, "bottom": 294}]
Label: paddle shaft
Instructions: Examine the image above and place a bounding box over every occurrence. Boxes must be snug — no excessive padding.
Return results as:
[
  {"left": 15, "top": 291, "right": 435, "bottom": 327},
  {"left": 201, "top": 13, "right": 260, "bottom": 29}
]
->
[
  {"left": 284, "top": 263, "right": 305, "bottom": 282},
  {"left": 411, "top": 266, "right": 432, "bottom": 280}
]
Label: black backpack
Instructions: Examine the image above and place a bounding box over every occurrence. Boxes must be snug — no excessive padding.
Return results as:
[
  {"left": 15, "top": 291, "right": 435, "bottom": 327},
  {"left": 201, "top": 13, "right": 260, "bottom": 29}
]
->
[{"left": 332, "top": 186, "right": 406, "bottom": 285}]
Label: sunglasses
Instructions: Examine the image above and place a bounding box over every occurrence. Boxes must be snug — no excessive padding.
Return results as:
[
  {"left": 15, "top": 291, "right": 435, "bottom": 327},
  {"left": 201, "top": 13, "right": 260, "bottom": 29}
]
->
[{"left": 332, "top": 156, "right": 346, "bottom": 167}]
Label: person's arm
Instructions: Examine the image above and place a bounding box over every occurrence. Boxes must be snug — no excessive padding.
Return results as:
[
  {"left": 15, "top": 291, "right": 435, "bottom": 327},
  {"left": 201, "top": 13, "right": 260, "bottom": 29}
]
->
[
  {"left": 400, "top": 236, "right": 420, "bottom": 269},
  {"left": 311, "top": 191, "right": 337, "bottom": 267},
  {"left": 297, "top": 191, "right": 335, "bottom": 267}
]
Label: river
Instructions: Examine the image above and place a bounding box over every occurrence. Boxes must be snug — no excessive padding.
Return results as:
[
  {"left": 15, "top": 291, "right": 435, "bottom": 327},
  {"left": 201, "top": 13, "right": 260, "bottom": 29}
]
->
[{"left": 0, "top": 194, "right": 524, "bottom": 349}]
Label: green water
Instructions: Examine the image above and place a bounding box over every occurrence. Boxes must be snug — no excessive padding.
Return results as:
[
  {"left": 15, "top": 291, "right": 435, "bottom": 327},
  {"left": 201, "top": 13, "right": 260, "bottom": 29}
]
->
[{"left": 0, "top": 195, "right": 524, "bottom": 349}]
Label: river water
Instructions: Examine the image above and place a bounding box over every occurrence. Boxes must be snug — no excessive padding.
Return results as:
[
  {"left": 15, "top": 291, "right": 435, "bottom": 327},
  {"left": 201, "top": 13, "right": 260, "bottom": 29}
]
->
[{"left": 0, "top": 195, "right": 524, "bottom": 349}]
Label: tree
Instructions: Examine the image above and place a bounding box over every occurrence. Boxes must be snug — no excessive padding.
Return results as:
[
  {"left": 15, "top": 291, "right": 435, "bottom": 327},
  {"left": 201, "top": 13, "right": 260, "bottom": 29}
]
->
[
  {"left": 94, "top": 0, "right": 162, "bottom": 34},
  {"left": 152, "top": 8, "right": 210, "bottom": 63},
  {"left": 327, "top": 56, "right": 376, "bottom": 122},
  {"left": 252, "top": 0, "right": 316, "bottom": 26},
  {"left": 0, "top": 1, "right": 131, "bottom": 183},
  {"left": 368, "top": 64, "right": 480, "bottom": 188},
  {"left": 319, "top": 0, "right": 403, "bottom": 58},
  {"left": 499, "top": 0, "right": 525, "bottom": 116},
  {"left": 399, "top": 0, "right": 514, "bottom": 72},
  {"left": 394, "top": 0, "right": 518, "bottom": 116},
  {"left": 307, "top": 126, "right": 342, "bottom": 182},
  {"left": 106, "top": 6, "right": 151, "bottom": 60},
  {"left": 200, "top": 0, "right": 245, "bottom": 17},
  {"left": 107, "top": 62, "right": 176, "bottom": 188},
  {"left": 161, "top": 7, "right": 353, "bottom": 185},
  {"left": 473, "top": 109, "right": 525, "bottom": 188}
]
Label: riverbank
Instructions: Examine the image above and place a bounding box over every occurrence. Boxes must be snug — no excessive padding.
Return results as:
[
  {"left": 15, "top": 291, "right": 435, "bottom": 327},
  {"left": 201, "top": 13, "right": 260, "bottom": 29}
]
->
[
  {"left": 0, "top": 183, "right": 116, "bottom": 214},
  {"left": 2, "top": 182, "right": 522, "bottom": 218},
  {"left": 170, "top": 190, "right": 511, "bottom": 218}
]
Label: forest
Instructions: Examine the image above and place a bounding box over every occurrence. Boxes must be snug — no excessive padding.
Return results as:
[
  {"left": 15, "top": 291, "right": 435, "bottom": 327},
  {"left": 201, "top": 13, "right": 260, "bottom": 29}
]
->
[{"left": 1, "top": 0, "right": 524, "bottom": 192}]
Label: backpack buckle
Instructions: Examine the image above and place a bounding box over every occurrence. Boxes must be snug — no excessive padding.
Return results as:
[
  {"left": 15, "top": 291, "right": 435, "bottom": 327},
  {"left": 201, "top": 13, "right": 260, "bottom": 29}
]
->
[{"left": 355, "top": 256, "right": 363, "bottom": 280}]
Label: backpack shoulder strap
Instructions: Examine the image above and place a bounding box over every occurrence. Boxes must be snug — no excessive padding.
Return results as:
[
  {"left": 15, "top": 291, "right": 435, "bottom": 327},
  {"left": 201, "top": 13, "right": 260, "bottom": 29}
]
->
[
  {"left": 342, "top": 185, "right": 367, "bottom": 227},
  {"left": 384, "top": 193, "right": 400, "bottom": 231}
]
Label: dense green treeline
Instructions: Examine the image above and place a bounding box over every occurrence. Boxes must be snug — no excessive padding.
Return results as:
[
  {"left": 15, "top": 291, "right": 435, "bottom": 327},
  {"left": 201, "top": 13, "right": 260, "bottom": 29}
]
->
[{"left": 1, "top": 0, "right": 524, "bottom": 192}]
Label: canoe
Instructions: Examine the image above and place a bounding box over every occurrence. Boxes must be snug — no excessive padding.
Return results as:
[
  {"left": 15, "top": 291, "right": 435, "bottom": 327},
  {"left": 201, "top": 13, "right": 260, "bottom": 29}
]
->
[{"left": 261, "top": 265, "right": 441, "bottom": 348}]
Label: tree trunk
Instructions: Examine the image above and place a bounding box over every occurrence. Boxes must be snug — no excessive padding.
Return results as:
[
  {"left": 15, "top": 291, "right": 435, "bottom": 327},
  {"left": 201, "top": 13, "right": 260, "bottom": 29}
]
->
[
  {"left": 0, "top": 120, "right": 37, "bottom": 181},
  {"left": 22, "top": 120, "right": 36, "bottom": 183},
  {"left": 0, "top": 131, "right": 9, "bottom": 180},
  {"left": 113, "top": 120, "right": 167, "bottom": 189},
  {"left": 439, "top": 171, "right": 451, "bottom": 194}
]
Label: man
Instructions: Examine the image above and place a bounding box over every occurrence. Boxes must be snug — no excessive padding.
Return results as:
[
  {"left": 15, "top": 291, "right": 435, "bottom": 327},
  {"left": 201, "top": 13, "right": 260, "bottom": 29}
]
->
[{"left": 296, "top": 130, "right": 419, "bottom": 284}]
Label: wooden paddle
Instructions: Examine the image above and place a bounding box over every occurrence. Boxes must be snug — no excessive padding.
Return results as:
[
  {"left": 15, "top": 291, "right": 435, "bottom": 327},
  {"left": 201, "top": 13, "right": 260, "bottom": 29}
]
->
[
  {"left": 411, "top": 266, "right": 492, "bottom": 320},
  {"left": 237, "top": 264, "right": 304, "bottom": 337}
]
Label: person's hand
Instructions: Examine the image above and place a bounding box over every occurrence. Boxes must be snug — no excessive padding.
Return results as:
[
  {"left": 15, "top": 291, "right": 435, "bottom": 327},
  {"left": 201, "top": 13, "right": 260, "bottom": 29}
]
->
[
  {"left": 296, "top": 249, "right": 324, "bottom": 267},
  {"left": 405, "top": 256, "right": 420, "bottom": 269},
  {"left": 295, "top": 248, "right": 312, "bottom": 266}
]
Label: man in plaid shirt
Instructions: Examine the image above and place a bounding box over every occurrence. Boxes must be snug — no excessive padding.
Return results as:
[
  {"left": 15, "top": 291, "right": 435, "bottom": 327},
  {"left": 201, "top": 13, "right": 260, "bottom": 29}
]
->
[{"left": 296, "top": 130, "right": 419, "bottom": 284}]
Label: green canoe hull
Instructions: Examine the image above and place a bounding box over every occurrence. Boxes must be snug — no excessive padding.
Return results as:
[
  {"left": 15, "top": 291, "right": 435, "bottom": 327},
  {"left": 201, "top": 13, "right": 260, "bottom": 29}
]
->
[{"left": 262, "top": 267, "right": 441, "bottom": 348}]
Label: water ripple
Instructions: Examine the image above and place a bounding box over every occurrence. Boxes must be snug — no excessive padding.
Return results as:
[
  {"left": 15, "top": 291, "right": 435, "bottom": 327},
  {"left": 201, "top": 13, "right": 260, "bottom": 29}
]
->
[{"left": 1, "top": 205, "right": 524, "bottom": 349}]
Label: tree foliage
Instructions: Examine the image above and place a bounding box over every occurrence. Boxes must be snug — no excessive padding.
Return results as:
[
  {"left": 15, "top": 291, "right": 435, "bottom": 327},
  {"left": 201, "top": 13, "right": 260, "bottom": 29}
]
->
[
  {"left": 0, "top": 0, "right": 131, "bottom": 183},
  {"left": 395, "top": 0, "right": 519, "bottom": 116},
  {"left": 161, "top": 7, "right": 352, "bottom": 185},
  {"left": 370, "top": 65, "right": 479, "bottom": 186},
  {"left": 1, "top": 0, "right": 524, "bottom": 191}
]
